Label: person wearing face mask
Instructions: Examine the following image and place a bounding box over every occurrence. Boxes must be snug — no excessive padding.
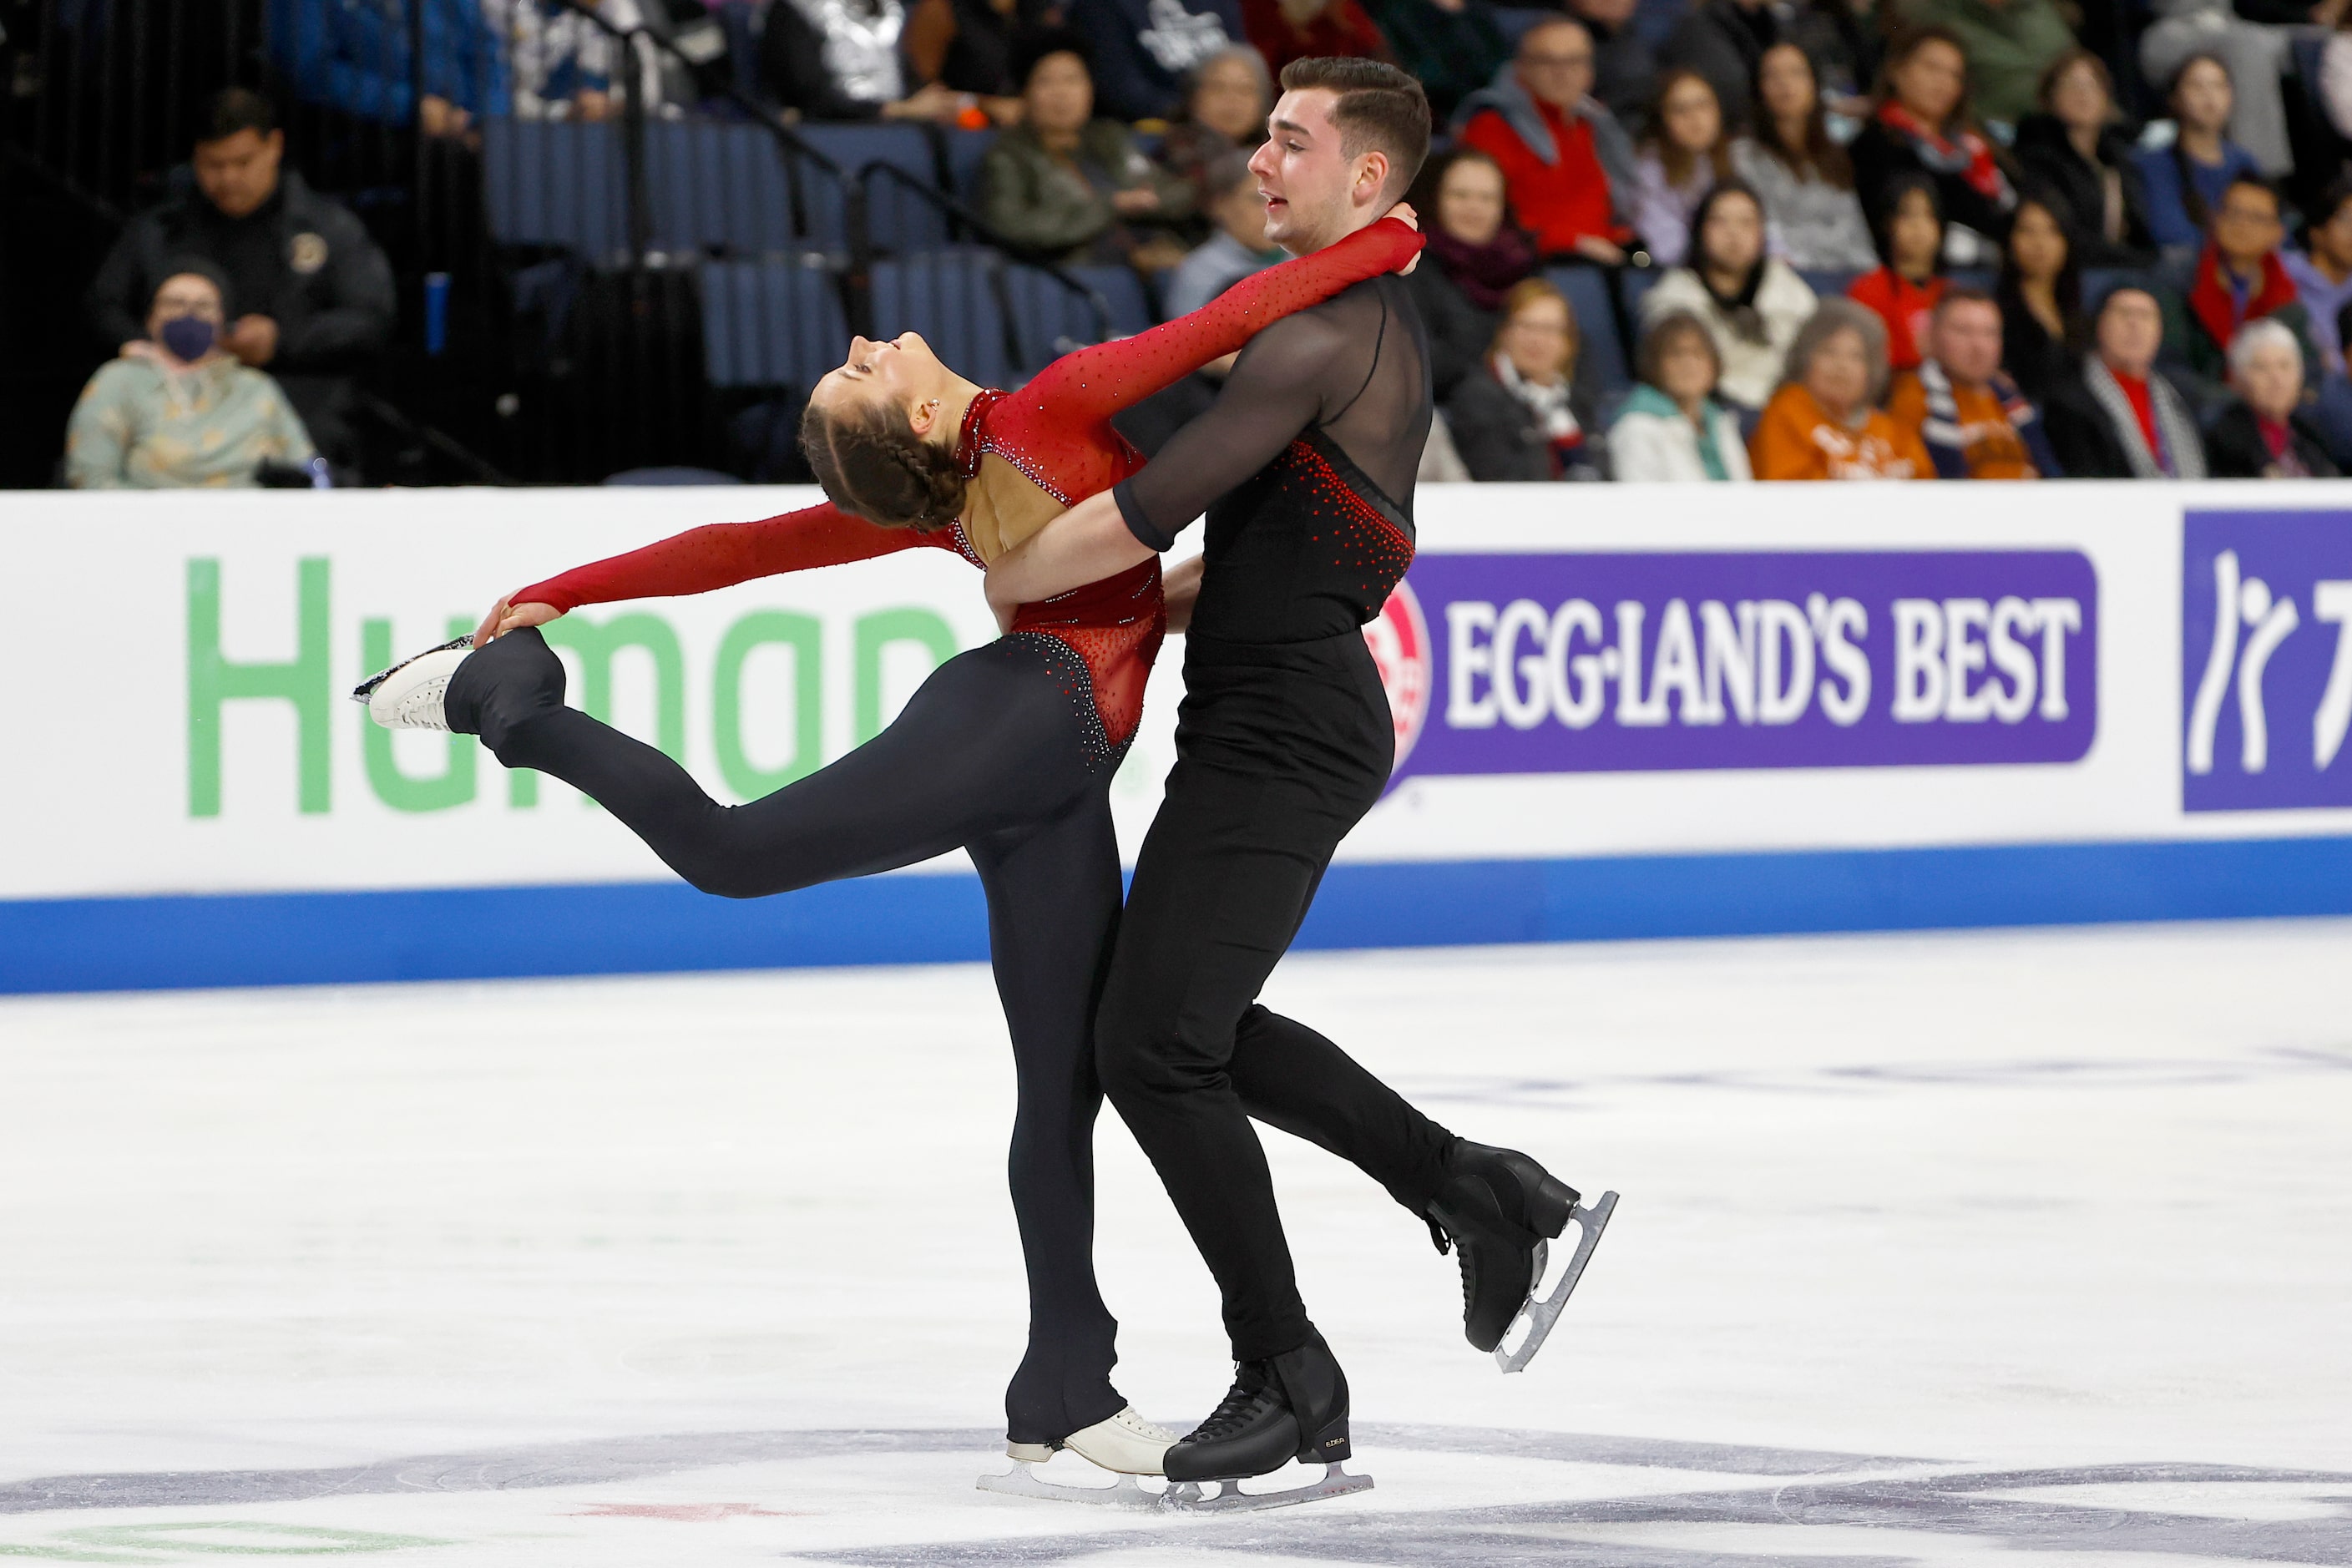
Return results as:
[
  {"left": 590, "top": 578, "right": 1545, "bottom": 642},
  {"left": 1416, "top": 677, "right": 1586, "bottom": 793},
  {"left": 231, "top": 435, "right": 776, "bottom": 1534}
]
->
[
  {"left": 87, "top": 89, "right": 393, "bottom": 470},
  {"left": 2204, "top": 317, "right": 2340, "bottom": 476},
  {"left": 66, "top": 266, "right": 316, "bottom": 489}
]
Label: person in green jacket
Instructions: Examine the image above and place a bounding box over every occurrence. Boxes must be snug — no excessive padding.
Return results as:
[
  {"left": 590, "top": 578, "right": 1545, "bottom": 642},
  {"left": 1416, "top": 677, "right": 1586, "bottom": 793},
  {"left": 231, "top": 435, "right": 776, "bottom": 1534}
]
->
[
  {"left": 1898, "top": 0, "right": 2076, "bottom": 125},
  {"left": 979, "top": 33, "right": 1197, "bottom": 270},
  {"left": 66, "top": 266, "right": 316, "bottom": 489}
]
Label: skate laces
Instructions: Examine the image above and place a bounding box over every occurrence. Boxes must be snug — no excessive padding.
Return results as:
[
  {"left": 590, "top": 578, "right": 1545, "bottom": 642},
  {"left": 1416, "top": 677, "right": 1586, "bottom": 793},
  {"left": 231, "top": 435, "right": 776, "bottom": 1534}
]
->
[{"left": 1186, "top": 1371, "right": 1281, "bottom": 1444}]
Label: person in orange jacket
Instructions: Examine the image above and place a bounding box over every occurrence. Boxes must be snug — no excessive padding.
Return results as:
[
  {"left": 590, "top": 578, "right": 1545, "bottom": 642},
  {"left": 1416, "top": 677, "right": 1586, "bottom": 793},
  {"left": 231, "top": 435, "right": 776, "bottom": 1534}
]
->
[{"left": 1751, "top": 297, "right": 1932, "bottom": 479}]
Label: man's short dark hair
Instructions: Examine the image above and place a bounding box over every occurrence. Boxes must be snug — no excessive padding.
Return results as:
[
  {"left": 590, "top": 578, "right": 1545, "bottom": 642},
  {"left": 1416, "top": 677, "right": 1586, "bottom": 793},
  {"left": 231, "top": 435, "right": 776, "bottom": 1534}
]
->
[
  {"left": 1933, "top": 286, "right": 1999, "bottom": 321},
  {"left": 2313, "top": 175, "right": 2352, "bottom": 230},
  {"left": 1276, "top": 58, "right": 1431, "bottom": 200},
  {"left": 198, "top": 87, "right": 276, "bottom": 145},
  {"left": 2218, "top": 173, "right": 2279, "bottom": 214}
]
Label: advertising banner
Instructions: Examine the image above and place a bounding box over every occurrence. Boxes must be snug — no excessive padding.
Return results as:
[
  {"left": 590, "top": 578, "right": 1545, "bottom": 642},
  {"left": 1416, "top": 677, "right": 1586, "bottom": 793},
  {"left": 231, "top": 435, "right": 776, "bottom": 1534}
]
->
[{"left": 5, "top": 482, "right": 2352, "bottom": 992}]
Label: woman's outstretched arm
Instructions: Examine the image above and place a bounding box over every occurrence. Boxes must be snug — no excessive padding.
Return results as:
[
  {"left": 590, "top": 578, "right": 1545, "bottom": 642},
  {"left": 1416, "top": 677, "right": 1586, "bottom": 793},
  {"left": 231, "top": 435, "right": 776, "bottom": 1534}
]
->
[
  {"left": 1004, "top": 210, "right": 1422, "bottom": 435},
  {"left": 476, "top": 503, "right": 942, "bottom": 645}
]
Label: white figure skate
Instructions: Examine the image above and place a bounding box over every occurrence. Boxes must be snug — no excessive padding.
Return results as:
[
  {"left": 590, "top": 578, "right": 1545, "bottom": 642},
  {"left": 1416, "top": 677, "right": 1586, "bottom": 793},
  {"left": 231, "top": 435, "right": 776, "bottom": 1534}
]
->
[
  {"left": 352, "top": 636, "right": 473, "bottom": 731},
  {"left": 975, "top": 1407, "right": 1178, "bottom": 1509}
]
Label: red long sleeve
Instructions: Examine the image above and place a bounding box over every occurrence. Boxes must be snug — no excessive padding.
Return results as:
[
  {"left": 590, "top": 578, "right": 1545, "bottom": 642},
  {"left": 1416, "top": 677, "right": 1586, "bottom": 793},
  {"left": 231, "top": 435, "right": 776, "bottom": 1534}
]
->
[
  {"left": 994, "top": 215, "right": 1426, "bottom": 453},
  {"left": 510, "top": 502, "right": 953, "bottom": 612}
]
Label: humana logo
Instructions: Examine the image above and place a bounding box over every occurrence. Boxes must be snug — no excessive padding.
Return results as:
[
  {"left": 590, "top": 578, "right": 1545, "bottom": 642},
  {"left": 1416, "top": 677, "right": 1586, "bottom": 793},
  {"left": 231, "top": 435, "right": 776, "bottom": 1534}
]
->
[{"left": 185, "top": 559, "right": 959, "bottom": 818}]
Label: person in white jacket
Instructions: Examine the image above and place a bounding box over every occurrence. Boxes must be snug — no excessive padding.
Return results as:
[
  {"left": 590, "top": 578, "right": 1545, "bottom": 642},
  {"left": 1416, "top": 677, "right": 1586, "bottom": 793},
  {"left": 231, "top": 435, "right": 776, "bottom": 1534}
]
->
[
  {"left": 1607, "top": 309, "right": 1753, "bottom": 481},
  {"left": 1636, "top": 179, "right": 1816, "bottom": 410}
]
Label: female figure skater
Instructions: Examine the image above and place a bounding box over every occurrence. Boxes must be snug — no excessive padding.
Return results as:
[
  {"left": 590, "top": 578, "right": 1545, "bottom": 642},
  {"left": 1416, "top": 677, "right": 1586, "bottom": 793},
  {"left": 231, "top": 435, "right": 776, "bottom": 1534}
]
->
[{"left": 357, "top": 210, "right": 1424, "bottom": 1487}]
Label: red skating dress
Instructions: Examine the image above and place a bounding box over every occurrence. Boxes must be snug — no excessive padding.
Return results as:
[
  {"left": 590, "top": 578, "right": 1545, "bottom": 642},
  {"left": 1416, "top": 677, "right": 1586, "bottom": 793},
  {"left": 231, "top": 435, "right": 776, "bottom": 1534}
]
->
[{"left": 508, "top": 216, "right": 1424, "bottom": 766}]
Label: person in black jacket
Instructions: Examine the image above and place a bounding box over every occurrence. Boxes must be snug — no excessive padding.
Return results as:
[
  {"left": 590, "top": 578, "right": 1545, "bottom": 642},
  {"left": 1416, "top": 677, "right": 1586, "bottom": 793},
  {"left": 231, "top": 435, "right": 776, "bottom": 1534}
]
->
[
  {"left": 1849, "top": 27, "right": 2018, "bottom": 262},
  {"left": 760, "top": 0, "right": 968, "bottom": 120},
  {"left": 1448, "top": 277, "right": 1604, "bottom": 479},
  {"left": 2203, "top": 316, "right": 2341, "bottom": 477},
  {"left": 1403, "top": 145, "right": 1536, "bottom": 398},
  {"left": 2042, "top": 286, "right": 2208, "bottom": 478},
  {"left": 87, "top": 89, "right": 393, "bottom": 468},
  {"left": 2011, "top": 48, "right": 2155, "bottom": 268},
  {"left": 1995, "top": 190, "right": 2086, "bottom": 405}
]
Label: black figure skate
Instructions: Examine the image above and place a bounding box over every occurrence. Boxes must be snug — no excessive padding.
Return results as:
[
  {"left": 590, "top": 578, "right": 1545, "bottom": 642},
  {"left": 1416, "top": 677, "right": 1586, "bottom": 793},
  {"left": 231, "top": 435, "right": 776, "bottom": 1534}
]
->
[
  {"left": 1158, "top": 1333, "right": 1372, "bottom": 1512},
  {"left": 1426, "top": 1140, "right": 1617, "bottom": 1373}
]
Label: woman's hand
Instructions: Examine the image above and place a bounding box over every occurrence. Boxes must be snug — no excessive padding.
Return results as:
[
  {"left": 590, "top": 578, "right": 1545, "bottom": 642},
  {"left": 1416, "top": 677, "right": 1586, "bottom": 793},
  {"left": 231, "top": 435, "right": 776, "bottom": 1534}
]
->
[
  {"left": 1385, "top": 201, "right": 1421, "bottom": 275},
  {"left": 472, "top": 596, "right": 563, "bottom": 649},
  {"left": 1162, "top": 553, "right": 1205, "bottom": 635}
]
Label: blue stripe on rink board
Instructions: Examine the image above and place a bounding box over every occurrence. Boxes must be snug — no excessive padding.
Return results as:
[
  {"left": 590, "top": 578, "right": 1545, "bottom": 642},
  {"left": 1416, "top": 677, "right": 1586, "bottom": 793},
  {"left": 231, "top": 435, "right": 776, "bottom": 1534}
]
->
[{"left": 6, "top": 834, "right": 2352, "bottom": 994}]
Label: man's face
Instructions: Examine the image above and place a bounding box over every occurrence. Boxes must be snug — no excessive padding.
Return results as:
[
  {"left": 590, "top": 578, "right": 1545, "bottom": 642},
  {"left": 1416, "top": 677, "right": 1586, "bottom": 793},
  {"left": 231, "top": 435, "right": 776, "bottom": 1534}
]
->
[
  {"left": 2097, "top": 291, "right": 2162, "bottom": 374},
  {"left": 2213, "top": 186, "right": 2283, "bottom": 271},
  {"left": 1247, "top": 89, "right": 1383, "bottom": 253},
  {"left": 1932, "top": 301, "right": 2003, "bottom": 384},
  {"left": 1515, "top": 23, "right": 1595, "bottom": 114},
  {"left": 193, "top": 128, "right": 284, "bottom": 220}
]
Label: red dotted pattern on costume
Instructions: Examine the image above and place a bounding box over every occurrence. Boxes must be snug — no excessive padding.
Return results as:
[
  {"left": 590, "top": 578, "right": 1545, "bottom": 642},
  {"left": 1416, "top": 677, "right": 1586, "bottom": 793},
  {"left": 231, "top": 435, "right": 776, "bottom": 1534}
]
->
[
  {"left": 1007, "top": 559, "right": 1166, "bottom": 755},
  {"left": 1281, "top": 438, "right": 1417, "bottom": 610}
]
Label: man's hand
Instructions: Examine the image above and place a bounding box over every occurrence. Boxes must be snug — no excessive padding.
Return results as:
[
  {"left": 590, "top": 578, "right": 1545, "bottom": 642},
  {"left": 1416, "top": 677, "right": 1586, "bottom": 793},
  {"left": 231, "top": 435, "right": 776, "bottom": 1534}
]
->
[
  {"left": 225, "top": 315, "right": 279, "bottom": 367},
  {"left": 1571, "top": 235, "right": 1627, "bottom": 266},
  {"left": 419, "top": 94, "right": 473, "bottom": 138},
  {"left": 1112, "top": 185, "right": 1164, "bottom": 217},
  {"left": 574, "top": 89, "right": 614, "bottom": 121},
  {"left": 473, "top": 596, "right": 564, "bottom": 648},
  {"left": 984, "top": 488, "right": 1157, "bottom": 621}
]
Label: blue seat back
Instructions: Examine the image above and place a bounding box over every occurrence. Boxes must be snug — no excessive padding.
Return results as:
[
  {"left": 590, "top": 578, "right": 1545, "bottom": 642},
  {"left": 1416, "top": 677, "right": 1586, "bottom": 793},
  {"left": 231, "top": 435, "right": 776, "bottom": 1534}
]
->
[
  {"left": 870, "top": 249, "right": 1010, "bottom": 389},
  {"left": 1545, "top": 266, "right": 1627, "bottom": 393},
  {"left": 645, "top": 119, "right": 799, "bottom": 255},
  {"left": 1798, "top": 269, "right": 1863, "bottom": 300},
  {"left": 794, "top": 124, "right": 938, "bottom": 248},
  {"left": 945, "top": 128, "right": 998, "bottom": 205},
  {"left": 482, "top": 119, "right": 629, "bottom": 260},
  {"left": 701, "top": 255, "right": 850, "bottom": 389}
]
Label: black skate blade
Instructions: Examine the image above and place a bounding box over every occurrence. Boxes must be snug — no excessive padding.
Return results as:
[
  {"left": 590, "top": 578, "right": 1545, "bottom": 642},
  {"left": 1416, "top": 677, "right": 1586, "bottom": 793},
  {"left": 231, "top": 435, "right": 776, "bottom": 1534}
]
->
[
  {"left": 350, "top": 635, "right": 473, "bottom": 705},
  {"left": 1494, "top": 1189, "right": 1617, "bottom": 1374},
  {"left": 976, "top": 1459, "right": 1163, "bottom": 1510},
  {"left": 1160, "top": 1462, "right": 1373, "bottom": 1513}
]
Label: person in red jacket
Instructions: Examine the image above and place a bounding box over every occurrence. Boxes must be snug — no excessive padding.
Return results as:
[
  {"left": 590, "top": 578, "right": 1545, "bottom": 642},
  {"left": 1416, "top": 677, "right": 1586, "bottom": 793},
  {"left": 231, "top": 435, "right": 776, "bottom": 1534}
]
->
[
  {"left": 1242, "top": 0, "right": 1393, "bottom": 80},
  {"left": 1454, "top": 17, "right": 1638, "bottom": 260},
  {"left": 1847, "top": 173, "right": 1949, "bottom": 372}
]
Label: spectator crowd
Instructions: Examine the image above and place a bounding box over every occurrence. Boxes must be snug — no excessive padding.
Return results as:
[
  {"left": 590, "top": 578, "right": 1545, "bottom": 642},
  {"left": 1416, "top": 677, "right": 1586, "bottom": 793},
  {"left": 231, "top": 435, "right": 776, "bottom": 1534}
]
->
[{"left": 66, "top": 0, "right": 2352, "bottom": 486}]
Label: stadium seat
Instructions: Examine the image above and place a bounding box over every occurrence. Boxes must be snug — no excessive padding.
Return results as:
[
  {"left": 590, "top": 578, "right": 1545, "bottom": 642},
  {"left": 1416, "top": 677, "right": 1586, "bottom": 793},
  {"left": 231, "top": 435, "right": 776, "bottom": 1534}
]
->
[
  {"left": 1798, "top": 269, "right": 1863, "bottom": 300},
  {"left": 2081, "top": 267, "right": 2153, "bottom": 307},
  {"left": 871, "top": 249, "right": 1013, "bottom": 388},
  {"left": 482, "top": 119, "right": 630, "bottom": 260},
  {"left": 701, "top": 255, "right": 851, "bottom": 389},
  {"left": 645, "top": 119, "right": 798, "bottom": 256},
  {"left": 1616, "top": 264, "right": 1661, "bottom": 324},
  {"left": 945, "top": 128, "right": 999, "bottom": 212},
  {"left": 795, "top": 124, "right": 937, "bottom": 248},
  {"left": 1488, "top": 4, "right": 1557, "bottom": 44},
  {"left": 999, "top": 263, "right": 1143, "bottom": 375},
  {"left": 1545, "top": 265, "right": 1628, "bottom": 393}
]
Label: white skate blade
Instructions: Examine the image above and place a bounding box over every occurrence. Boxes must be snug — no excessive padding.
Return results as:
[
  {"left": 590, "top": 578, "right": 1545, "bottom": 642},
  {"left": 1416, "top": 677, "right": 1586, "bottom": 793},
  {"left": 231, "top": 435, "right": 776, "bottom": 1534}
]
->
[
  {"left": 354, "top": 637, "right": 473, "bottom": 731},
  {"left": 975, "top": 1459, "right": 1161, "bottom": 1510},
  {"left": 1161, "top": 1461, "right": 1373, "bottom": 1513},
  {"left": 1494, "top": 1189, "right": 1618, "bottom": 1373}
]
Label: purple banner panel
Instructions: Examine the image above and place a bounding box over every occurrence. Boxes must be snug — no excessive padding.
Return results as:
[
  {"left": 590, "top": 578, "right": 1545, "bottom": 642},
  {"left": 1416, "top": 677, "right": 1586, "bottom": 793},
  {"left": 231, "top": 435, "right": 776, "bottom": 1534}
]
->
[
  {"left": 2182, "top": 510, "right": 2352, "bottom": 812},
  {"left": 1378, "top": 550, "right": 2098, "bottom": 781}
]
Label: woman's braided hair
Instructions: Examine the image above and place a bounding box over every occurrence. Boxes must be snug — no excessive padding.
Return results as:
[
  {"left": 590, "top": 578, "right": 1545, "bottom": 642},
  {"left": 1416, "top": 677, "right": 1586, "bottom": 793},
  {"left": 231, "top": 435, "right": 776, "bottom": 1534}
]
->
[{"left": 800, "top": 395, "right": 968, "bottom": 531}]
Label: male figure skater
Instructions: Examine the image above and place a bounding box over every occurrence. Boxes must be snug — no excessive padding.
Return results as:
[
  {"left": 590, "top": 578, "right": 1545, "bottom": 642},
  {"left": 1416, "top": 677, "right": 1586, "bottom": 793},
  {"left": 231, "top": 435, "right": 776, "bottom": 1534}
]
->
[{"left": 987, "top": 57, "right": 1611, "bottom": 1495}]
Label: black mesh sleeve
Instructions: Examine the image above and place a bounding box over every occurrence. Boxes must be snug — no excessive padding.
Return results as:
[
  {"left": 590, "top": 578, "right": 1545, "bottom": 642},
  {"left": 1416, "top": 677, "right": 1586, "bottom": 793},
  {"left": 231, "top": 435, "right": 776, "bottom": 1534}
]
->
[{"left": 1111, "top": 308, "right": 1354, "bottom": 551}]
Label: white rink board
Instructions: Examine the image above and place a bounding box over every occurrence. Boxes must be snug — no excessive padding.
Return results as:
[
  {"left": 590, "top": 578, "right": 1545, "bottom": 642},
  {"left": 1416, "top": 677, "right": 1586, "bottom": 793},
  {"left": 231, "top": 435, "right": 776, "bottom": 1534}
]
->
[{"left": 5, "top": 481, "right": 2352, "bottom": 903}]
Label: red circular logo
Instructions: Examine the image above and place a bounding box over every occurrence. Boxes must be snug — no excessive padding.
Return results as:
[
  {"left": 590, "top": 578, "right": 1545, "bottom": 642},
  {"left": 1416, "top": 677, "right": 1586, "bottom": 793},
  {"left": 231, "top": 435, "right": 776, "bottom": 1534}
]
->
[{"left": 1363, "top": 578, "right": 1433, "bottom": 771}]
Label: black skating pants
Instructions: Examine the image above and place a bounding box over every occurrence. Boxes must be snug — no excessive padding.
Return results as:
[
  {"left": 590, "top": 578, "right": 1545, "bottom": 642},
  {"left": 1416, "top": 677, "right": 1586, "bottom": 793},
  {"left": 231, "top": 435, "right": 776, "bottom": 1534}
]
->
[
  {"left": 448, "top": 627, "right": 1125, "bottom": 1444},
  {"left": 1094, "top": 632, "right": 1459, "bottom": 1363}
]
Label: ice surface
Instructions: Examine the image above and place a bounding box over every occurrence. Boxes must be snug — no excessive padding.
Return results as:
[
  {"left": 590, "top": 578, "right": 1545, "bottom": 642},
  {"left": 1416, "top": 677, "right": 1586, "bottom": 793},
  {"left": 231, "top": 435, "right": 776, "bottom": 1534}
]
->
[{"left": 2, "top": 921, "right": 2348, "bottom": 1565}]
